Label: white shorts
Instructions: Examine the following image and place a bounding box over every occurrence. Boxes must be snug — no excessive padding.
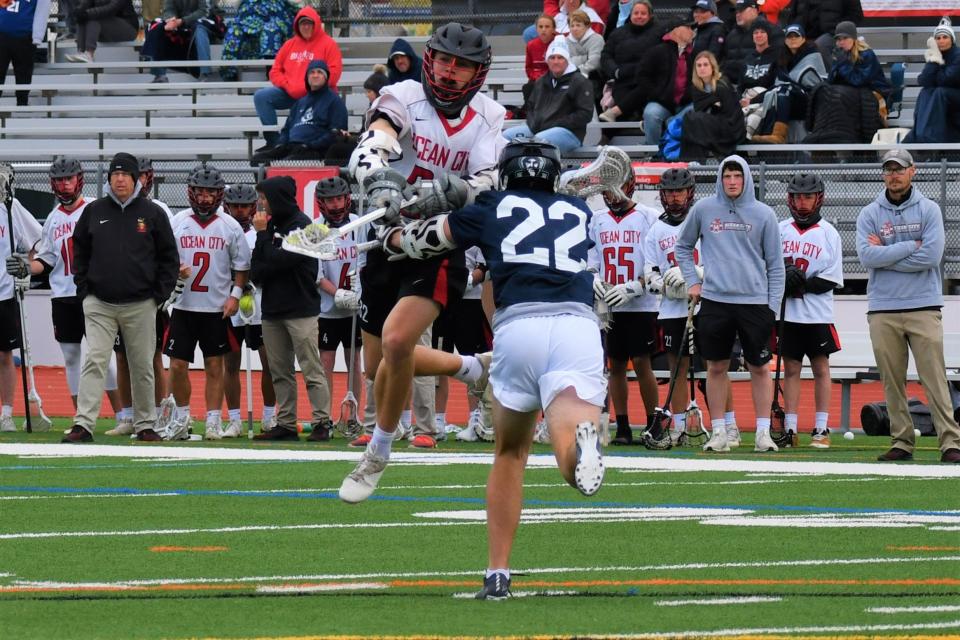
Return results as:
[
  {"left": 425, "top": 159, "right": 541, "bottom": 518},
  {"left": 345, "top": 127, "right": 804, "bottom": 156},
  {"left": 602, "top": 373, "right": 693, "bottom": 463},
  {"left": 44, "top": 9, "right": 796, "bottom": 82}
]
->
[{"left": 490, "top": 314, "right": 606, "bottom": 413}]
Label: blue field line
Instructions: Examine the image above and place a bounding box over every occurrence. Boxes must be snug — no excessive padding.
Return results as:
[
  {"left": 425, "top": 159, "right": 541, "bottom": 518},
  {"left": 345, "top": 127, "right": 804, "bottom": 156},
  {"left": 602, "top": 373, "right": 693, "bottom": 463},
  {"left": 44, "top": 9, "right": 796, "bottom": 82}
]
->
[{"left": 0, "top": 484, "right": 957, "bottom": 517}]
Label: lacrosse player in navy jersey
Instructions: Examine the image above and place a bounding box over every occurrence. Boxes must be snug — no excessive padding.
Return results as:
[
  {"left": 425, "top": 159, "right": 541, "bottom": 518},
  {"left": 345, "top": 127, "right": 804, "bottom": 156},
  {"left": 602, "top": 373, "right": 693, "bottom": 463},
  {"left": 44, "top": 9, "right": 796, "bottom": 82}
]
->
[{"left": 362, "top": 139, "right": 606, "bottom": 600}]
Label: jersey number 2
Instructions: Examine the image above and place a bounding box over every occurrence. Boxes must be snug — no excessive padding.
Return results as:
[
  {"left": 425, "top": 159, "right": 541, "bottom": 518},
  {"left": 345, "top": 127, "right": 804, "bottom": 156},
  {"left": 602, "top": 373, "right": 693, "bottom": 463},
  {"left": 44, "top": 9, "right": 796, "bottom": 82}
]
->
[
  {"left": 497, "top": 195, "right": 586, "bottom": 273},
  {"left": 191, "top": 252, "right": 211, "bottom": 292}
]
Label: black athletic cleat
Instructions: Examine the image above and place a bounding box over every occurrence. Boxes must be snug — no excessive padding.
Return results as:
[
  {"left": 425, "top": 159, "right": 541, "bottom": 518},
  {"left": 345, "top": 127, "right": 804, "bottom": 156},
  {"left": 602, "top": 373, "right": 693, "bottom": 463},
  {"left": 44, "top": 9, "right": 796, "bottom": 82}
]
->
[{"left": 475, "top": 572, "right": 511, "bottom": 600}]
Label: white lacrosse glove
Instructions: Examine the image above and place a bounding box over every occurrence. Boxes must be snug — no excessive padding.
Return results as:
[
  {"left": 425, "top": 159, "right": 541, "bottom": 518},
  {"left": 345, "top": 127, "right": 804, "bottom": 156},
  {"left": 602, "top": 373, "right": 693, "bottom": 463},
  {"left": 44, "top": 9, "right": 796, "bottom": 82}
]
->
[
  {"left": 398, "top": 215, "right": 457, "bottom": 260},
  {"left": 603, "top": 280, "right": 645, "bottom": 308},
  {"left": 334, "top": 288, "right": 360, "bottom": 311},
  {"left": 663, "top": 265, "right": 703, "bottom": 300},
  {"left": 347, "top": 128, "right": 402, "bottom": 186},
  {"left": 362, "top": 167, "right": 408, "bottom": 225},
  {"left": 161, "top": 277, "right": 187, "bottom": 312},
  {"left": 645, "top": 269, "right": 664, "bottom": 295},
  {"left": 592, "top": 275, "right": 609, "bottom": 301},
  {"left": 925, "top": 37, "right": 945, "bottom": 64},
  {"left": 5, "top": 254, "right": 29, "bottom": 279},
  {"left": 401, "top": 173, "right": 470, "bottom": 220}
]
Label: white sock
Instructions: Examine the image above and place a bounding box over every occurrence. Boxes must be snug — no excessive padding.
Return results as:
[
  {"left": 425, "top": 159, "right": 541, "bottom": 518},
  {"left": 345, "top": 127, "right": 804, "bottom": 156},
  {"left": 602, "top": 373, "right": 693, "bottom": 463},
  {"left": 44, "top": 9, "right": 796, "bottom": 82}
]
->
[
  {"left": 368, "top": 425, "right": 394, "bottom": 459},
  {"left": 121, "top": 407, "right": 133, "bottom": 420},
  {"left": 400, "top": 410, "right": 412, "bottom": 429},
  {"left": 785, "top": 413, "right": 798, "bottom": 433},
  {"left": 756, "top": 417, "right": 771, "bottom": 436},
  {"left": 711, "top": 418, "right": 725, "bottom": 435},
  {"left": 724, "top": 411, "right": 737, "bottom": 427},
  {"left": 177, "top": 406, "right": 190, "bottom": 420},
  {"left": 814, "top": 412, "right": 829, "bottom": 432},
  {"left": 436, "top": 412, "right": 446, "bottom": 426},
  {"left": 485, "top": 568, "right": 510, "bottom": 580},
  {"left": 262, "top": 405, "right": 275, "bottom": 422},
  {"left": 206, "top": 410, "right": 219, "bottom": 423},
  {"left": 453, "top": 355, "right": 482, "bottom": 383},
  {"left": 228, "top": 408, "right": 241, "bottom": 421},
  {"left": 1, "top": 405, "right": 12, "bottom": 418}
]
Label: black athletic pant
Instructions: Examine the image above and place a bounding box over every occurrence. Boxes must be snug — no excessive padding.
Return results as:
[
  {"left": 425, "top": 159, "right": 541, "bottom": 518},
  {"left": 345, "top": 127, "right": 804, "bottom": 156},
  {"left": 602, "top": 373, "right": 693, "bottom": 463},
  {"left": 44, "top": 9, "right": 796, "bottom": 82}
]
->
[
  {"left": 0, "top": 33, "right": 34, "bottom": 106},
  {"left": 77, "top": 17, "right": 138, "bottom": 53}
]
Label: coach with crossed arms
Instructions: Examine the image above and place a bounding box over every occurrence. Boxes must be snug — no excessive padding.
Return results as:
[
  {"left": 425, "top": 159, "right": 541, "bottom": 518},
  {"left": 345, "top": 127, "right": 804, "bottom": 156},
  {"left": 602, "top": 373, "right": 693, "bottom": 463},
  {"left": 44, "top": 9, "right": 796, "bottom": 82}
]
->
[{"left": 62, "top": 153, "right": 179, "bottom": 443}]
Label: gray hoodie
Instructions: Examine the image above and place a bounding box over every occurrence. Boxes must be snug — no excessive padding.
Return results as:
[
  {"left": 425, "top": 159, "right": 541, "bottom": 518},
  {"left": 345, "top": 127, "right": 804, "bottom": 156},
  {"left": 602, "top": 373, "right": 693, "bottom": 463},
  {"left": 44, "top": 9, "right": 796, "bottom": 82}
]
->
[
  {"left": 855, "top": 186, "right": 945, "bottom": 312},
  {"left": 675, "top": 155, "right": 784, "bottom": 311}
]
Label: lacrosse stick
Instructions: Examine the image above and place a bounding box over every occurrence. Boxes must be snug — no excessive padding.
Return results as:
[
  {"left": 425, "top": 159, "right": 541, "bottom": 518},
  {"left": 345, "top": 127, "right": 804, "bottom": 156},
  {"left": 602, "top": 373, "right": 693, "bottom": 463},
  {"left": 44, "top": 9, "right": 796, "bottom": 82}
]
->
[
  {"left": 282, "top": 196, "right": 418, "bottom": 261},
  {"left": 643, "top": 301, "right": 696, "bottom": 451},
  {"left": 336, "top": 300, "right": 362, "bottom": 439},
  {"left": 682, "top": 303, "right": 708, "bottom": 447},
  {"left": 14, "top": 279, "right": 52, "bottom": 432},
  {"left": 558, "top": 145, "right": 633, "bottom": 201},
  {"left": 769, "top": 294, "right": 795, "bottom": 448},
  {"left": 0, "top": 163, "right": 33, "bottom": 433},
  {"left": 237, "top": 286, "right": 257, "bottom": 439}
]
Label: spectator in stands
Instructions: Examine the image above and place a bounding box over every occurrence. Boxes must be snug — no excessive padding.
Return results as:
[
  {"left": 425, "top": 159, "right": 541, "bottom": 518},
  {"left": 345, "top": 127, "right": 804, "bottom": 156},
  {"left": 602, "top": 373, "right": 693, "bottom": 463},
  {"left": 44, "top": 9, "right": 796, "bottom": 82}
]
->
[
  {"left": 554, "top": 0, "right": 604, "bottom": 37},
  {"left": 691, "top": 0, "right": 727, "bottom": 63},
  {"left": 523, "top": 0, "right": 608, "bottom": 42},
  {"left": 523, "top": 14, "right": 556, "bottom": 109},
  {"left": 142, "top": 0, "right": 221, "bottom": 83},
  {"left": 675, "top": 51, "right": 744, "bottom": 158},
  {"left": 785, "top": 0, "right": 863, "bottom": 70},
  {"left": 504, "top": 38, "right": 593, "bottom": 152},
  {"left": 567, "top": 9, "right": 604, "bottom": 95},
  {"left": 739, "top": 19, "right": 779, "bottom": 96},
  {"left": 254, "top": 6, "right": 342, "bottom": 147},
  {"left": 828, "top": 21, "right": 890, "bottom": 119},
  {"left": 904, "top": 17, "right": 960, "bottom": 144},
  {"left": 758, "top": 0, "right": 790, "bottom": 24},
  {"left": 600, "top": 17, "right": 695, "bottom": 147},
  {"left": 717, "top": 0, "right": 736, "bottom": 29},
  {"left": 386, "top": 38, "right": 421, "bottom": 84},
  {"left": 66, "top": 0, "right": 139, "bottom": 64},
  {"left": 0, "top": 0, "right": 49, "bottom": 106},
  {"left": 750, "top": 23, "right": 827, "bottom": 144},
  {"left": 252, "top": 60, "right": 348, "bottom": 162},
  {"left": 219, "top": 0, "right": 297, "bottom": 81},
  {"left": 600, "top": 0, "right": 664, "bottom": 115},
  {"left": 363, "top": 65, "right": 389, "bottom": 104},
  {"left": 722, "top": 0, "right": 782, "bottom": 87},
  {"left": 856, "top": 149, "right": 960, "bottom": 464}
]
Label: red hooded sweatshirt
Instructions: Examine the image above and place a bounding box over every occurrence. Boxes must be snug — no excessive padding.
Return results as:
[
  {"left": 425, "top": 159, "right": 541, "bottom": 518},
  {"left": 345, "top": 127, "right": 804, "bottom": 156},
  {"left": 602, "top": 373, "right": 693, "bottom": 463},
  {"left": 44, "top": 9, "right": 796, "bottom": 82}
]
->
[{"left": 269, "top": 6, "right": 343, "bottom": 100}]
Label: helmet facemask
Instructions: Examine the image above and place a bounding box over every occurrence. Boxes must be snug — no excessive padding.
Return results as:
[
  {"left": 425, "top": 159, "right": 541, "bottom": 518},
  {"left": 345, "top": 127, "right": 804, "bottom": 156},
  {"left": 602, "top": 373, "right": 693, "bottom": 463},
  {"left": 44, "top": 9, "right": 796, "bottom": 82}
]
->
[
  {"left": 50, "top": 174, "right": 84, "bottom": 205},
  {"left": 787, "top": 191, "right": 824, "bottom": 228},
  {"left": 603, "top": 171, "right": 637, "bottom": 214},
  {"left": 189, "top": 186, "right": 223, "bottom": 218},
  {"left": 318, "top": 193, "right": 351, "bottom": 227}
]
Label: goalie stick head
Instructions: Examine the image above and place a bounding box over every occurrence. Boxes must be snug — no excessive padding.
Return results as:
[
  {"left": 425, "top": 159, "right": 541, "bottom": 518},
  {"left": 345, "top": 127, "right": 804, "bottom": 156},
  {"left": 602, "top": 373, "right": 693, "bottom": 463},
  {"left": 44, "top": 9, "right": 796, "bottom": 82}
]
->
[
  {"left": 499, "top": 138, "right": 562, "bottom": 193},
  {"left": 187, "top": 163, "right": 225, "bottom": 217},
  {"left": 315, "top": 176, "right": 352, "bottom": 227},
  {"left": 558, "top": 145, "right": 633, "bottom": 204},
  {"left": 0, "top": 162, "right": 15, "bottom": 207},
  {"left": 49, "top": 157, "right": 84, "bottom": 205},
  {"left": 658, "top": 167, "right": 695, "bottom": 224},
  {"left": 786, "top": 171, "right": 824, "bottom": 228}
]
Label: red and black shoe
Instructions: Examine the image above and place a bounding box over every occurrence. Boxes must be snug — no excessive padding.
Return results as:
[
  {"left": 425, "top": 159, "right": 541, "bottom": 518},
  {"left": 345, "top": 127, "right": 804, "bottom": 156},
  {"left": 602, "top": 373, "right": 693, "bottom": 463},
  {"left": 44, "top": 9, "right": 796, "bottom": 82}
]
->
[{"left": 61, "top": 425, "right": 93, "bottom": 443}]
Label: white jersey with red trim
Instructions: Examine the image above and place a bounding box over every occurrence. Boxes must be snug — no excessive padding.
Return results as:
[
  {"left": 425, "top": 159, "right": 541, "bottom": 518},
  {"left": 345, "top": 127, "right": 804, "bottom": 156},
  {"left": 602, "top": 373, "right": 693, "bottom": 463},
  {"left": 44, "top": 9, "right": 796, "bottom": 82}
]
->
[
  {"left": 230, "top": 227, "right": 262, "bottom": 327},
  {"left": 644, "top": 218, "right": 702, "bottom": 320},
  {"left": 779, "top": 218, "right": 843, "bottom": 324},
  {"left": 0, "top": 199, "right": 42, "bottom": 302},
  {"left": 318, "top": 214, "right": 364, "bottom": 319},
  {"left": 35, "top": 199, "right": 88, "bottom": 299},
  {"left": 368, "top": 80, "right": 506, "bottom": 186},
  {"left": 170, "top": 210, "right": 251, "bottom": 313},
  {"left": 587, "top": 204, "right": 660, "bottom": 313}
]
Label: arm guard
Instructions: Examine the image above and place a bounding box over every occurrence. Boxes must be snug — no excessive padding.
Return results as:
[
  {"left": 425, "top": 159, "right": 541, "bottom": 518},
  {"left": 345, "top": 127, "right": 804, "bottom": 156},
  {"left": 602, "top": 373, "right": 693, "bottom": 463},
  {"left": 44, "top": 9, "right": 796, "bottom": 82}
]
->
[
  {"left": 398, "top": 215, "right": 458, "bottom": 260},
  {"left": 348, "top": 128, "right": 403, "bottom": 186},
  {"left": 805, "top": 276, "right": 838, "bottom": 295}
]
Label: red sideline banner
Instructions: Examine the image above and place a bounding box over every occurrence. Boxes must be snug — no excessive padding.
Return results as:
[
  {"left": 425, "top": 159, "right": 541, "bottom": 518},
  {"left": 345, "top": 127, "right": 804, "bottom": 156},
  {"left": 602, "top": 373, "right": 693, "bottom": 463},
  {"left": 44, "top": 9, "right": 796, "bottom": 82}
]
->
[
  {"left": 862, "top": 1, "right": 960, "bottom": 17},
  {"left": 265, "top": 166, "right": 339, "bottom": 220}
]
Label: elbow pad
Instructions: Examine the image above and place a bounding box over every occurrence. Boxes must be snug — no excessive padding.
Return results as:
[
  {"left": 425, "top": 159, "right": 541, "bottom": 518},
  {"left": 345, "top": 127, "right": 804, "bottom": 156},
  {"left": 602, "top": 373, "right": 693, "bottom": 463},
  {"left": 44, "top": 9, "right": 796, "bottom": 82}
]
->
[{"left": 348, "top": 128, "right": 403, "bottom": 186}]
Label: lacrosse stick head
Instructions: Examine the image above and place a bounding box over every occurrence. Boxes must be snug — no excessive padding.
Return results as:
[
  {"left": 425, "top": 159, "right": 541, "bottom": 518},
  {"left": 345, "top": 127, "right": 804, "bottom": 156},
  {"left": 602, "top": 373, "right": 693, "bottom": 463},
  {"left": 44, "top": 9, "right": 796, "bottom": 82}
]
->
[
  {"left": 558, "top": 146, "right": 633, "bottom": 202},
  {"left": 337, "top": 392, "right": 361, "bottom": 439},
  {"left": 280, "top": 221, "right": 336, "bottom": 260},
  {"left": 0, "top": 162, "right": 13, "bottom": 206},
  {"left": 642, "top": 409, "right": 674, "bottom": 450}
]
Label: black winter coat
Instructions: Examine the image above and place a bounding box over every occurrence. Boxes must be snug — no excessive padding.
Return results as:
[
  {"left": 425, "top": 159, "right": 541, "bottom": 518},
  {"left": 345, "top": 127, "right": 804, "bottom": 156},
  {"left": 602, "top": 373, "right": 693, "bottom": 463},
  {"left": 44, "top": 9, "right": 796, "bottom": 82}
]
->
[
  {"left": 786, "top": 0, "right": 863, "bottom": 41},
  {"left": 721, "top": 18, "right": 783, "bottom": 85},
  {"left": 740, "top": 46, "right": 779, "bottom": 92},
  {"left": 691, "top": 18, "right": 727, "bottom": 64},
  {"left": 619, "top": 38, "right": 693, "bottom": 116},
  {"left": 526, "top": 69, "right": 595, "bottom": 142},
  {"left": 681, "top": 79, "right": 745, "bottom": 159},
  {"left": 803, "top": 83, "right": 881, "bottom": 144},
  {"left": 76, "top": 0, "right": 138, "bottom": 29},
  {"left": 601, "top": 18, "right": 665, "bottom": 83}
]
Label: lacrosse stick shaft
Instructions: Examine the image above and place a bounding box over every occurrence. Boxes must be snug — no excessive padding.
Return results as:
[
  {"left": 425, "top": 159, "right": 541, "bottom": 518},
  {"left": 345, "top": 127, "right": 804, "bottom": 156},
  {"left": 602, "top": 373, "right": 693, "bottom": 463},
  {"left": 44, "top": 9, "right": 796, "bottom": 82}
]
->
[
  {"left": 660, "top": 301, "right": 696, "bottom": 415},
  {"left": 245, "top": 341, "right": 254, "bottom": 439},
  {"left": 4, "top": 193, "right": 32, "bottom": 433},
  {"left": 17, "top": 293, "right": 52, "bottom": 430},
  {"left": 337, "top": 196, "right": 418, "bottom": 240},
  {"left": 772, "top": 294, "right": 788, "bottom": 407}
]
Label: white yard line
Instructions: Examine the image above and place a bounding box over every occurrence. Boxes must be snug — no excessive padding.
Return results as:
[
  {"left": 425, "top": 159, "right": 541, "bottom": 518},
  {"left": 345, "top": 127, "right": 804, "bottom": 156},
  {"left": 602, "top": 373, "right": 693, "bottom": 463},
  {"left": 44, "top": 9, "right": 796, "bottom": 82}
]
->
[
  {"left": 583, "top": 620, "right": 960, "bottom": 638},
  {"left": 654, "top": 596, "right": 783, "bottom": 607},
  {"left": 256, "top": 582, "right": 387, "bottom": 593},
  {"left": 868, "top": 605, "right": 960, "bottom": 613},
  {"left": 2, "top": 443, "right": 960, "bottom": 478}
]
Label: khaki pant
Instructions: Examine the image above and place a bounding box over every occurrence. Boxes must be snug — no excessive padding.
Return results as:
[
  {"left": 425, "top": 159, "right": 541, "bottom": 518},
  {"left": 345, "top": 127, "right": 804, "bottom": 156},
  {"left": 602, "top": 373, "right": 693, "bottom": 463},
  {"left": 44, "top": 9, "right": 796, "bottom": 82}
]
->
[
  {"left": 411, "top": 326, "right": 436, "bottom": 437},
  {"left": 140, "top": 0, "right": 163, "bottom": 22},
  {"left": 76, "top": 296, "right": 157, "bottom": 433},
  {"left": 868, "top": 309, "right": 960, "bottom": 453},
  {"left": 262, "top": 316, "right": 330, "bottom": 430}
]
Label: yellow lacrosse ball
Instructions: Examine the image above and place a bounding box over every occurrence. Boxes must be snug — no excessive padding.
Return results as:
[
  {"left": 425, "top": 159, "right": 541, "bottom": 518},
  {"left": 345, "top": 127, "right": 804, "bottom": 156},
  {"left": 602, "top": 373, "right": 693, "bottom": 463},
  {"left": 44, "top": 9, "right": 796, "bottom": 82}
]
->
[{"left": 238, "top": 294, "right": 255, "bottom": 315}]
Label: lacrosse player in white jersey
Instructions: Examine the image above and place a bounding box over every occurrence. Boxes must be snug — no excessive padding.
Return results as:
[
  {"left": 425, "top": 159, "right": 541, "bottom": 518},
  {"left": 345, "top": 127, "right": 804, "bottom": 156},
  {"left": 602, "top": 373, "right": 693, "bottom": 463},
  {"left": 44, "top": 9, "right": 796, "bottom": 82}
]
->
[
  {"left": 341, "top": 22, "right": 503, "bottom": 482},
  {"left": 314, "top": 176, "right": 364, "bottom": 429},
  {"left": 164, "top": 165, "right": 251, "bottom": 440},
  {"left": 778, "top": 172, "right": 843, "bottom": 449},
  {"left": 17, "top": 159, "right": 123, "bottom": 422},
  {"left": 587, "top": 167, "right": 660, "bottom": 445},
  {"left": 109, "top": 156, "right": 176, "bottom": 435},
  {"left": 222, "top": 183, "right": 277, "bottom": 436},
  {"left": 0, "top": 167, "right": 42, "bottom": 433}
]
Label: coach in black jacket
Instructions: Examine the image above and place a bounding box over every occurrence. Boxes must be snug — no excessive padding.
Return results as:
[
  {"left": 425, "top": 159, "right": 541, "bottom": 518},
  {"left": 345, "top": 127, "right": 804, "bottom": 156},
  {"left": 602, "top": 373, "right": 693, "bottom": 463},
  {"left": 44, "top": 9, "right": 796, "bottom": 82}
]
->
[
  {"left": 250, "top": 175, "right": 331, "bottom": 441},
  {"left": 63, "top": 152, "right": 179, "bottom": 443}
]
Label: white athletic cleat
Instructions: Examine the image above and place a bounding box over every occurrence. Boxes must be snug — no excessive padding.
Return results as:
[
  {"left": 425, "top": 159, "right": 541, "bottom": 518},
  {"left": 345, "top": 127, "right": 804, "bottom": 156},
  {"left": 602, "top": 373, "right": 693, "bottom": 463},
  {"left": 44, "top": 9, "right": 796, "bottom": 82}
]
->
[
  {"left": 0, "top": 415, "right": 16, "bottom": 432},
  {"left": 261, "top": 414, "right": 277, "bottom": 433},
  {"left": 754, "top": 429, "right": 780, "bottom": 452},
  {"left": 533, "top": 418, "right": 550, "bottom": 444},
  {"left": 574, "top": 421, "right": 604, "bottom": 496},
  {"left": 395, "top": 422, "right": 410, "bottom": 441},
  {"left": 221, "top": 418, "right": 243, "bottom": 438},
  {"left": 339, "top": 449, "right": 388, "bottom": 503},
  {"left": 466, "top": 351, "right": 492, "bottom": 400},
  {"left": 456, "top": 409, "right": 481, "bottom": 442},
  {"left": 475, "top": 387, "right": 496, "bottom": 442},
  {"left": 204, "top": 416, "right": 222, "bottom": 441},
  {"left": 162, "top": 414, "right": 191, "bottom": 441},
  {"left": 703, "top": 427, "right": 730, "bottom": 452},
  {"left": 726, "top": 424, "right": 741, "bottom": 448},
  {"left": 105, "top": 417, "right": 135, "bottom": 436}
]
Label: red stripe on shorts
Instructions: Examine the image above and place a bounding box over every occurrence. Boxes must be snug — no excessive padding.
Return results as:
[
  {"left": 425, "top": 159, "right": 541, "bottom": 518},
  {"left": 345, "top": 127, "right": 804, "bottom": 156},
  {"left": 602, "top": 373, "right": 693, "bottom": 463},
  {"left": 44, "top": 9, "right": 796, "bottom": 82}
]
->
[{"left": 432, "top": 258, "right": 449, "bottom": 308}]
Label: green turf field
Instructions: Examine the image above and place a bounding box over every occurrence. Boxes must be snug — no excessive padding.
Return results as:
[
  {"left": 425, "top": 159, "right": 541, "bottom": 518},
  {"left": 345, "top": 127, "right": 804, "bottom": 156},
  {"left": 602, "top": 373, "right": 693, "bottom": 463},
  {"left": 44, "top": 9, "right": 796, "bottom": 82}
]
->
[{"left": 1, "top": 419, "right": 959, "bottom": 639}]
